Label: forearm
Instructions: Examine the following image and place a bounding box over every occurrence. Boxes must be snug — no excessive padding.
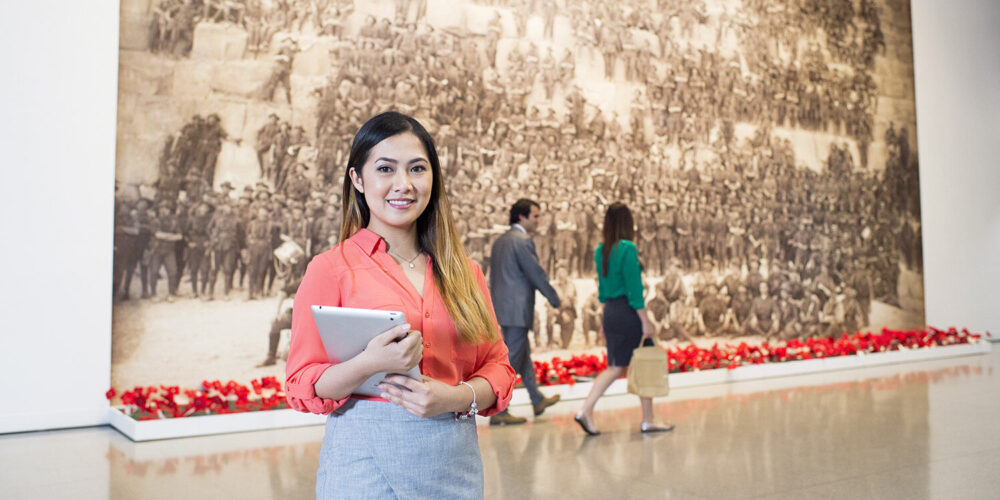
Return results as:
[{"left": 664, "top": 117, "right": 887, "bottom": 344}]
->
[
  {"left": 456, "top": 376, "right": 498, "bottom": 413},
  {"left": 313, "top": 352, "right": 381, "bottom": 401},
  {"left": 636, "top": 307, "right": 653, "bottom": 327},
  {"left": 648, "top": 316, "right": 662, "bottom": 331}
]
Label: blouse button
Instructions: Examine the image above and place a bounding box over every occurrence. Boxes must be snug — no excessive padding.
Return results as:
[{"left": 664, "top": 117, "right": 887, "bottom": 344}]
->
[
  {"left": 424, "top": 312, "right": 430, "bottom": 318},
  {"left": 425, "top": 342, "right": 431, "bottom": 347}
]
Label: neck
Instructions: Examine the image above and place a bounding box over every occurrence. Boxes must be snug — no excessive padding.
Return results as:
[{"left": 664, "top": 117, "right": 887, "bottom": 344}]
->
[{"left": 367, "top": 222, "right": 420, "bottom": 256}]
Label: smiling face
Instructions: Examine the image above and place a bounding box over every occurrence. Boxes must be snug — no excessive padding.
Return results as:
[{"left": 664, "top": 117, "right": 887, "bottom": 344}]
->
[{"left": 349, "top": 131, "right": 432, "bottom": 237}]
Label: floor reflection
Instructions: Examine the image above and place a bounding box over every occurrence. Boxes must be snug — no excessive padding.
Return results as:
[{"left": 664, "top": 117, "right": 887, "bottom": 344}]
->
[
  {"left": 2, "top": 349, "right": 995, "bottom": 499},
  {"left": 106, "top": 427, "right": 322, "bottom": 500}
]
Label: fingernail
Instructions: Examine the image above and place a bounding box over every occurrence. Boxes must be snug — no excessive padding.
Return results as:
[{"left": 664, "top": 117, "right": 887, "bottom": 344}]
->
[
  {"left": 403, "top": 323, "right": 411, "bottom": 330},
  {"left": 379, "top": 392, "right": 388, "bottom": 399}
]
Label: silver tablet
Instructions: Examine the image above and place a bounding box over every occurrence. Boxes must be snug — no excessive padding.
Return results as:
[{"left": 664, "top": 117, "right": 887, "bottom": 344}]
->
[{"left": 310, "top": 305, "right": 421, "bottom": 397}]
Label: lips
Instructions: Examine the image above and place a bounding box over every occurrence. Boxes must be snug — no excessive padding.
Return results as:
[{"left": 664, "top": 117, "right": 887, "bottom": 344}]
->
[{"left": 387, "top": 199, "right": 415, "bottom": 209}]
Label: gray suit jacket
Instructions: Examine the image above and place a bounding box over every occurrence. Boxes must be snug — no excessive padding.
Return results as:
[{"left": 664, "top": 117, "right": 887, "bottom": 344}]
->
[{"left": 489, "top": 227, "right": 560, "bottom": 328}]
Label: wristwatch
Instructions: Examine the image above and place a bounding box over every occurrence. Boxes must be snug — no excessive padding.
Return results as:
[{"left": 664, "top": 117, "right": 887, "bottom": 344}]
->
[{"left": 456, "top": 381, "right": 478, "bottom": 420}]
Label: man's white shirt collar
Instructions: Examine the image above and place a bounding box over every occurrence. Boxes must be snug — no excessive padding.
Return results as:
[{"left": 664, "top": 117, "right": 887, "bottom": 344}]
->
[{"left": 512, "top": 224, "right": 527, "bottom": 233}]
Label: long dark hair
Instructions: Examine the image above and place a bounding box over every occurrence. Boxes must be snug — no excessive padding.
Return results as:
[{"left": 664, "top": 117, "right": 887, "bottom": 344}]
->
[
  {"left": 339, "top": 111, "right": 498, "bottom": 344},
  {"left": 601, "top": 202, "right": 635, "bottom": 277}
]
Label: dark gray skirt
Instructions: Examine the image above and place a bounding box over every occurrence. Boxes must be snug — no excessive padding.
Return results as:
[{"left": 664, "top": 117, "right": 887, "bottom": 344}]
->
[{"left": 602, "top": 296, "right": 643, "bottom": 367}]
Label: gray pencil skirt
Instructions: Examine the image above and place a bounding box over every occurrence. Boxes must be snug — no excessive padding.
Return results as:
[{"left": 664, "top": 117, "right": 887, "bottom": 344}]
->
[{"left": 317, "top": 398, "right": 482, "bottom": 500}]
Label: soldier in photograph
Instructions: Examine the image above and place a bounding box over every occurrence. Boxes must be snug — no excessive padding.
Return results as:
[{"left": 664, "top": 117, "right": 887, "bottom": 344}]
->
[
  {"left": 664, "top": 293, "right": 698, "bottom": 344},
  {"left": 245, "top": 205, "right": 272, "bottom": 300},
  {"left": 184, "top": 201, "right": 214, "bottom": 297},
  {"left": 262, "top": 37, "right": 298, "bottom": 104},
  {"left": 149, "top": 203, "right": 184, "bottom": 301},
  {"left": 548, "top": 266, "right": 578, "bottom": 349},
  {"left": 645, "top": 281, "right": 671, "bottom": 342},
  {"left": 258, "top": 272, "right": 301, "bottom": 367},
  {"left": 112, "top": 197, "right": 139, "bottom": 301},
  {"left": 256, "top": 113, "right": 280, "bottom": 178},
  {"left": 696, "top": 284, "right": 733, "bottom": 337},
  {"left": 283, "top": 163, "right": 312, "bottom": 203},
  {"left": 284, "top": 203, "right": 310, "bottom": 278},
  {"left": 264, "top": 198, "right": 290, "bottom": 296},
  {"left": 581, "top": 291, "right": 604, "bottom": 346},
  {"left": 206, "top": 201, "right": 239, "bottom": 299},
  {"left": 840, "top": 287, "right": 868, "bottom": 335},
  {"left": 746, "top": 282, "right": 780, "bottom": 341},
  {"left": 121, "top": 198, "right": 155, "bottom": 300}
]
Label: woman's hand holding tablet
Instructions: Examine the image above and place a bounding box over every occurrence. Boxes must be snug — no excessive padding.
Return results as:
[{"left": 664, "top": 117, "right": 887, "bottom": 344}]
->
[{"left": 360, "top": 324, "right": 423, "bottom": 375}]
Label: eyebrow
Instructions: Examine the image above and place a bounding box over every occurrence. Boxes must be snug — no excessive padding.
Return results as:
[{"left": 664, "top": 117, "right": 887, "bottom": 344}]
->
[{"left": 374, "top": 157, "right": 428, "bottom": 164}]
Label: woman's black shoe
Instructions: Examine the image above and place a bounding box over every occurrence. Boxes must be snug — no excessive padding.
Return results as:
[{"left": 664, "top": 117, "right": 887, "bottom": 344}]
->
[{"left": 574, "top": 413, "right": 600, "bottom": 436}]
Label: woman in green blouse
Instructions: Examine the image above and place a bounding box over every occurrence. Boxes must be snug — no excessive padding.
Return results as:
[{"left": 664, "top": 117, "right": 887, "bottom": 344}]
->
[{"left": 574, "top": 202, "right": 673, "bottom": 435}]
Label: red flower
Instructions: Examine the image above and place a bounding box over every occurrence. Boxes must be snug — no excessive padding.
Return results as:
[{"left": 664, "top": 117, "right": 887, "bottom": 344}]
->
[{"left": 103, "top": 326, "right": 982, "bottom": 419}]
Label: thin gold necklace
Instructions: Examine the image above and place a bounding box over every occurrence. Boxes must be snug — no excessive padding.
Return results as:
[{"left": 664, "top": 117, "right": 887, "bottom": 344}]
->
[{"left": 387, "top": 247, "right": 421, "bottom": 269}]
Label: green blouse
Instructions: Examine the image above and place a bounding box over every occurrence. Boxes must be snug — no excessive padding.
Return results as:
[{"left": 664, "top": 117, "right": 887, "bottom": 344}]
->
[{"left": 594, "top": 240, "right": 645, "bottom": 310}]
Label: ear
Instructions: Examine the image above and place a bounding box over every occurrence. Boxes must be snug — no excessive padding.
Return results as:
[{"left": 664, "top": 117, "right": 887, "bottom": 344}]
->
[{"left": 349, "top": 167, "right": 364, "bottom": 194}]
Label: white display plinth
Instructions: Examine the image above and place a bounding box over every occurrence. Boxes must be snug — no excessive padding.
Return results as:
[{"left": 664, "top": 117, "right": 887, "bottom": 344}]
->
[
  {"left": 108, "top": 407, "right": 325, "bottom": 442},
  {"left": 109, "top": 341, "right": 990, "bottom": 441},
  {"left": 506, "top": 341, "right": 991, "bottom": 405}
]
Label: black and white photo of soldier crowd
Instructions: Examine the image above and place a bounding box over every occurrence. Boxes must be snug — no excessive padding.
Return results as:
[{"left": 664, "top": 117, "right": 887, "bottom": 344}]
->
[{"left": 114, "top": 0, "right": 923, "bottom": 357}]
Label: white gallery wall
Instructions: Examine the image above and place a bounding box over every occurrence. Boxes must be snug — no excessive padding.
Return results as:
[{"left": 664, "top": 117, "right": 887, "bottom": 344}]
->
[
  {"left": 0, "top": 1, "right": 996, "bottom": 433},
  {"left": 0, "top": 2, "right": 119, "bottom": 433},
  {"left": 911, "top": 0, "right": 1000, "bottom": 338}
]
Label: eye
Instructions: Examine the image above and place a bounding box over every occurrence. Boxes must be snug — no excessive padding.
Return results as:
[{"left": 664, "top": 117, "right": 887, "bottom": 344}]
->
[
  {"left": 375, "top": 164, "right": 393, "bottom": 174},
  {"left": 410, "top": 164, "right": 428, "bottom": 173}
]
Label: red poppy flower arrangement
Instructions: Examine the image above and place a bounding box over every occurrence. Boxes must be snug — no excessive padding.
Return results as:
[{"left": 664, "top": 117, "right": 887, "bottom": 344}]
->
[
  {"left": 667, "top": 327, "right": 983, "bottom": 373},
  {"left": 531, "top": 353, "right": 609, "bottom": 386},
  {"left": 108, "top": 328, "right": 986, "bottom": 414},
  {"left": 530, "top": 327, "right": 984, "bottom": 386},
  {"left": 107, "top": 376, "right": 286, "bottom": 421}
]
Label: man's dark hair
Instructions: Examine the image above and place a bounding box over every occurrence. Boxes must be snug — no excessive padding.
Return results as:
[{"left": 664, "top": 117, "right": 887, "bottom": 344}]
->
[{"left": 509, "top": 198, "right": 539, "bottom": 225}]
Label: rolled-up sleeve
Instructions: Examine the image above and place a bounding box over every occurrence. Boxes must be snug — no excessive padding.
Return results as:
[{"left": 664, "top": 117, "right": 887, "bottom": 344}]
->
[
  {"left": 285, "top": 256, "right": 346, "bottom": 414},
  {"left": 466, "top": 261, "right": 515, "bottom": 416}
]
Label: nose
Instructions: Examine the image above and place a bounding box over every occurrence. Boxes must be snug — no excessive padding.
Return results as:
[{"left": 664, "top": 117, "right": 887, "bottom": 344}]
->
[{"left": 392, "top": 169, "right": 412, "bottom": 192}]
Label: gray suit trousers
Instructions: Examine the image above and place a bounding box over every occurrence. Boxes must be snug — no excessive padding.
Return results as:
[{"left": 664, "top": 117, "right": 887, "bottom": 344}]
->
[{"left": 500, "top": 326, "right": 543, "bottom": 409}]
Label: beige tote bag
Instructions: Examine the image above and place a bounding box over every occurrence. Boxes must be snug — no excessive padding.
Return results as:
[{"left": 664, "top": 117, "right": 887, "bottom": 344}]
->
[{"left": 626, "top": 339, "right": 671, "bottom": 398}]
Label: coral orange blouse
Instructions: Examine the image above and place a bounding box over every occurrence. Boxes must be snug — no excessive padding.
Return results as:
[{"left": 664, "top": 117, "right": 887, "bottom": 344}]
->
[{"left": 285, "top": 228, "right": 515, "bottom": 416}]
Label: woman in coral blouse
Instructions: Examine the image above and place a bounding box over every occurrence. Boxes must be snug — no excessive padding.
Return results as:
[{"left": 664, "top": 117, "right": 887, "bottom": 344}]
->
[{"left": 286, "top": 112, "right": 515, "bottom": 499}]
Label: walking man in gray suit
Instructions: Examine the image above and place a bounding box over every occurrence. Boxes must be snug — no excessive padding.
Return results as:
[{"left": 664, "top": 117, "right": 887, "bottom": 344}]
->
[{"left": 489, "top": 199, "right": 562, "bottom": 425}]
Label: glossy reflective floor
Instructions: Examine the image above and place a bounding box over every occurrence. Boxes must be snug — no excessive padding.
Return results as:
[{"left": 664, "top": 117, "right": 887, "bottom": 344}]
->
[{"left": 3, "top": 347, "right": 999, "bottom": 499}]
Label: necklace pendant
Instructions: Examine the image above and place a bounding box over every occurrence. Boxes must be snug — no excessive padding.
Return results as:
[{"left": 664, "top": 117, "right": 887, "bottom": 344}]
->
[{"left": 409, "top": 262, "right": 415, "bottom": 269}]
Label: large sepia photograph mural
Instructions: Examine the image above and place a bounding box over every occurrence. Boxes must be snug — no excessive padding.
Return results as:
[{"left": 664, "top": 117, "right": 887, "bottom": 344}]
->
[{"left": 112, "top": 0, "right": 924, "bottom": 390}]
